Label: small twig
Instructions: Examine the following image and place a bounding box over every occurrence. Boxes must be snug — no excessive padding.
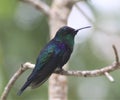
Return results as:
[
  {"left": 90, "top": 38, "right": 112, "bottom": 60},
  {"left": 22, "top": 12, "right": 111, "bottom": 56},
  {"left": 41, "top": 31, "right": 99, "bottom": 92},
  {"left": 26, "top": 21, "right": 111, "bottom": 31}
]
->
[
  {"left": 20, "top": 0, "right": 50, "bottom": 16},
  {"left": 112, "top": 45, "right": 119, "bottom": 63},
  {"left": 0, "top": 46, "right": 120, "bottom": 100},
  {"left": 104, "top": 72, "right": 114, "bottom": 82}
]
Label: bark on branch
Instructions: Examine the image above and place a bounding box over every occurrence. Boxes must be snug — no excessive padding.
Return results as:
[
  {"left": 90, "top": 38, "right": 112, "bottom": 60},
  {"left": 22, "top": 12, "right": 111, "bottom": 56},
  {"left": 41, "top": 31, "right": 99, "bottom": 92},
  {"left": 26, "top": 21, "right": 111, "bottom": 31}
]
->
[{"left": 1, "top": 45, "right": 120, "bottom": 100}]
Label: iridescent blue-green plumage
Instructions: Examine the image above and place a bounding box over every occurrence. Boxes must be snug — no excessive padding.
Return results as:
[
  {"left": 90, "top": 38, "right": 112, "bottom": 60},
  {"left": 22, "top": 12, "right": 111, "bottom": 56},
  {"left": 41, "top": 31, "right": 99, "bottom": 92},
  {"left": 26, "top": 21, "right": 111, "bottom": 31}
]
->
[{"left": 17, "top": 26, "right": 90, "bottom": 95}]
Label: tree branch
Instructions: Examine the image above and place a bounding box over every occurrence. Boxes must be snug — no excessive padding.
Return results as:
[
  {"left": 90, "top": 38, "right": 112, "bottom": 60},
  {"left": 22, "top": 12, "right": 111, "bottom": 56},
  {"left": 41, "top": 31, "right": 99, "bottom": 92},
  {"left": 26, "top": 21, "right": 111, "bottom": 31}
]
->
[
  {"left": 55, "top": 45, "right": 120, "bottom": 82},
  {"left": 55, "top": 62, "right": 120, "bottom": 80},
  {"left": 0, "top": 45, "right": 120, "bottom": 100},
  {"left": 0, "top": 63, "right": 34, "bottom": 100},
  {"left": 20, "top": 0, "right": 50, "bottom": 16}
]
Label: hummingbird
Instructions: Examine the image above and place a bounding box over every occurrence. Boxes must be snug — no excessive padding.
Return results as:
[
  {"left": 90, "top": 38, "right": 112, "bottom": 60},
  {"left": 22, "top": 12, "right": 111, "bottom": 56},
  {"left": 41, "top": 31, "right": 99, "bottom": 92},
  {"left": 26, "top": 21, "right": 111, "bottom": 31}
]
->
[{"left": 17, "top": 26, "right": 91, "bottom": 95}]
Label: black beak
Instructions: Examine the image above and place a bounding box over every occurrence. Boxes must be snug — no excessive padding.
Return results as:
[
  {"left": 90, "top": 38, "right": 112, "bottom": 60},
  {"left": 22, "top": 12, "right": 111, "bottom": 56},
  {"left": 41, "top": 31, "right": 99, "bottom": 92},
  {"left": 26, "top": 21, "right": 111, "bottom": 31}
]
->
[{"left": 75, "top": 26, "right": 91, "bottom": 33}]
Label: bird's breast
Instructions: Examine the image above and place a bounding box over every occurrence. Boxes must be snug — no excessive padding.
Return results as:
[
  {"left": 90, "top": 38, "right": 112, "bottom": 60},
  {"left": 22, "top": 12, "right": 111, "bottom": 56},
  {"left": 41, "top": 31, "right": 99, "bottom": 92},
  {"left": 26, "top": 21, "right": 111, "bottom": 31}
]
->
[
  {"left": 58, "top": 43, "right": 66, "bottom": 50},
  {"left": 53, "top": 40, "right": 73, "bottom": 56},
  {"left": 54, "top": 42, "right": 72, "bottom": 68}
]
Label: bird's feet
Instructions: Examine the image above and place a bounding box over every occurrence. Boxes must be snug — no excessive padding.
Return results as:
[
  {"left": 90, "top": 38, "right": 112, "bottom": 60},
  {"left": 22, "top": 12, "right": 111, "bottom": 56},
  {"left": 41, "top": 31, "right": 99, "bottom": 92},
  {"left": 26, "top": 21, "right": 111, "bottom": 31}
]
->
[{"left": 54, "top": 67, "right": 64, "bottom": 73}]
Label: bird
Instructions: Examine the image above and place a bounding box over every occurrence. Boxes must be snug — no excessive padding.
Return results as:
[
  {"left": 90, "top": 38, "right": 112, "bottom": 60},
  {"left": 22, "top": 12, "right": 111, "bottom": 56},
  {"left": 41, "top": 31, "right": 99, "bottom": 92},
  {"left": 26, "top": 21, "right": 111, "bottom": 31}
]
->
[{"left": 17, "top": 25, "right": 91, "bottom": 95}]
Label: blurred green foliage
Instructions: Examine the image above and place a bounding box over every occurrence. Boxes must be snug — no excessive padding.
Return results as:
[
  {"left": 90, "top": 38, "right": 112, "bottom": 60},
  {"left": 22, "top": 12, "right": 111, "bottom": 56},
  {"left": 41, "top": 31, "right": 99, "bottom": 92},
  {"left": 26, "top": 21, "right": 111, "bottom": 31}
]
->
[
  {"left": 0, "top": 0, "right": 49, "bottom": 99},
  {"left": 0, "top": 0, "right": 120, "bottom": 100}
]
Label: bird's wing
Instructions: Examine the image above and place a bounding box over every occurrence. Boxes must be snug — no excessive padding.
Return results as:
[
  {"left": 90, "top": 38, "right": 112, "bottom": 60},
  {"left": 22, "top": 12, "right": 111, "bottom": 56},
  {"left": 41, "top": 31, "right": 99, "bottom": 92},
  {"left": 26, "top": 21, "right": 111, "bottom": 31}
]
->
[
  {"left": 27, "top": 45, "right": 55, "bottom": 81},
  {"left": 17, "top": 44, "right": 55, "bottom": 95},
  {"left": 28, "top": 47, "right": 55, "bottom": 88},
  {"left": 32, "top": 45, "right": 55, "bottom": 73}
]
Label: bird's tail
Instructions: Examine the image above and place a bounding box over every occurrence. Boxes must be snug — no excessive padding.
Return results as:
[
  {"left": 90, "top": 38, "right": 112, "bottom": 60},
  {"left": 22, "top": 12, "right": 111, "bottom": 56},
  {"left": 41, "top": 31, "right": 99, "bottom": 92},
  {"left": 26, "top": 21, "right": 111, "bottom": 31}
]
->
[
  {"left": 17, "top": 68, "right": 53, "bottom": 95},
  {"left": 30, "top": 74, "right": 50, "bottom": 89},
  {"left": 17, "top": 80, "right": 31, "bottom": 96},
  {"left": 17, "top": 61, "right": 56, "bottom": 95}
]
